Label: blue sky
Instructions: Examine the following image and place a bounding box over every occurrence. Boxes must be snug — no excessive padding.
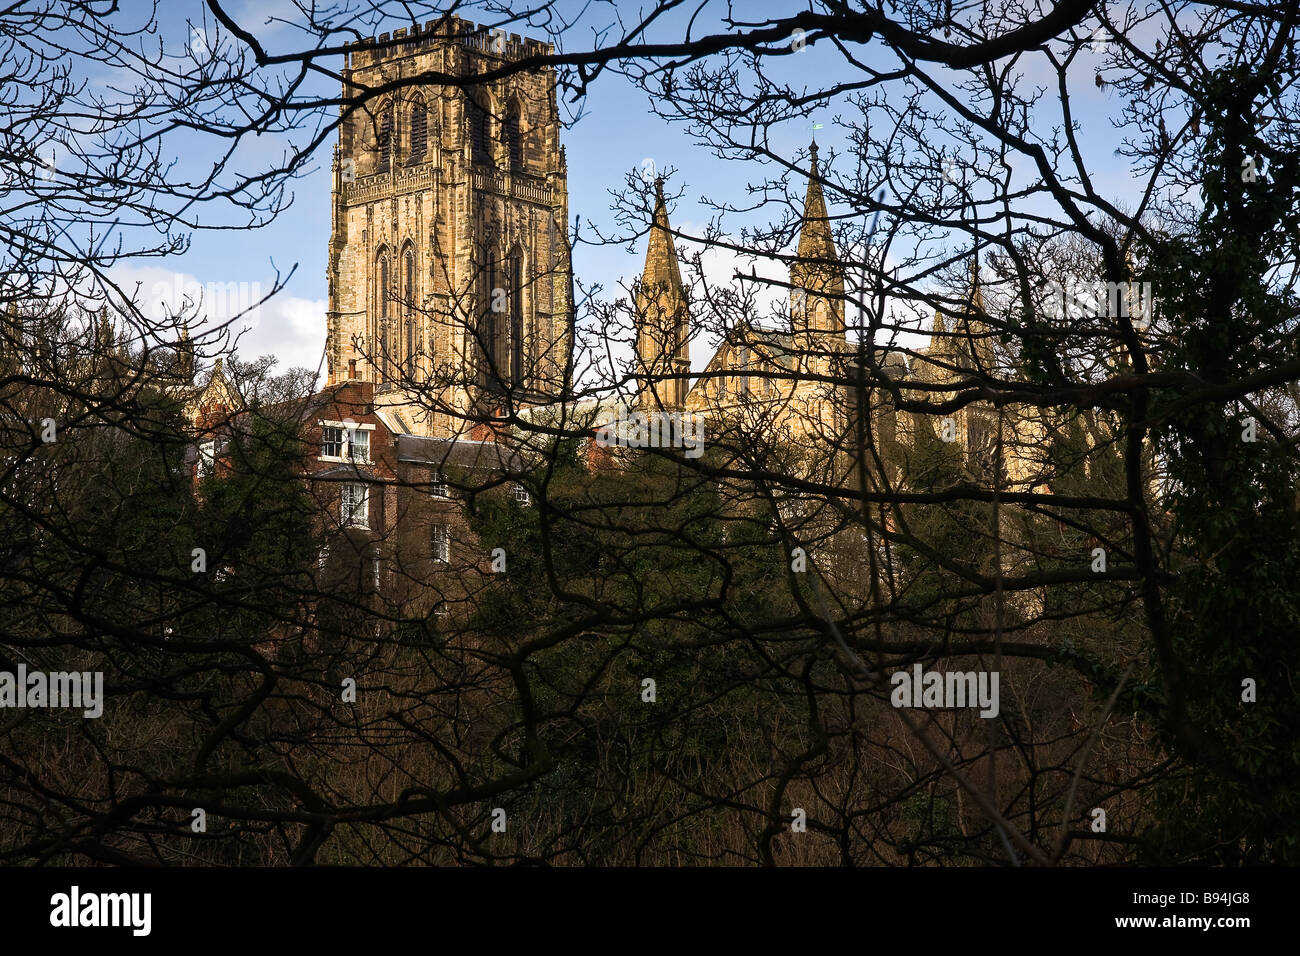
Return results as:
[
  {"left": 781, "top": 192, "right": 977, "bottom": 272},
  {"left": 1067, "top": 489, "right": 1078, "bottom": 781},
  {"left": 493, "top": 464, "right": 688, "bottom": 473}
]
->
[{"left": 94, "top": 1, "right": 1143, "bottom": 380}]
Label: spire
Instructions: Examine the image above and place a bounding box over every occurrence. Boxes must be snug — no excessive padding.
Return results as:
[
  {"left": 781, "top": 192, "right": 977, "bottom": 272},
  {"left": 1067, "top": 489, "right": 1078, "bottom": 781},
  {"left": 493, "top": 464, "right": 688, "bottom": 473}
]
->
[
  {"left": 957, "top": 249, "right": 995, "bottom": 370},
  {"left": 635, "top": 178, "right": 690, "bottom": 409},
  {"left": 923, "top": 307, "right": 952, "bottom": 383},
  {"left": 968, "top": 252, "right": 983, "bottom": 313},
  {"left": 176, "top": 321, "right": 196, "bottom": 384},
  {"left": 927, "top": 251, "right": 992, "bottom": 379},
  {"left": 791, "top": 140, "right": 845, "bottom": 334},
  {"left": 641, "top": 178, "right": 685, "bottom": 295},
  {"left": 96, "top": 306, "right": 113, "bottom": 351},
  {"left": 796, "top": 140, "right": 837, "bottom": 265}
]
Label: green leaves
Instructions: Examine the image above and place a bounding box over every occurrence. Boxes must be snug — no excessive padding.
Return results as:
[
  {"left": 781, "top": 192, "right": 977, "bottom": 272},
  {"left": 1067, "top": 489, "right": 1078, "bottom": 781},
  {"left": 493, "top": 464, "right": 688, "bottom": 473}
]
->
[{"left": 1140, "top": 64, "right": 1300, "bottom": 864}]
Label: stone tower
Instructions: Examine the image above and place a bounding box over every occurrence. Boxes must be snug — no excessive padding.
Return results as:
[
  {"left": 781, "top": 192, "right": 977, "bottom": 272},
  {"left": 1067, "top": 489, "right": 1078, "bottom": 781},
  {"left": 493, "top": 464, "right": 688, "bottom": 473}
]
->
[
  {"left": 633, "top": 179, "right": 691, "bottom": 409},
  {"left": 326, "top": 16, "right": 572, "bottom": 436}
]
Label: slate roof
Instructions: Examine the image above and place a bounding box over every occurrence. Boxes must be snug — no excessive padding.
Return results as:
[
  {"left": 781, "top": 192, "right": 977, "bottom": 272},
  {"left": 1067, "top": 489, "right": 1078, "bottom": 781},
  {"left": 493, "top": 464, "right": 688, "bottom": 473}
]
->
[{"left": 394, "top": 434, "right": 528, "bottom": 472}]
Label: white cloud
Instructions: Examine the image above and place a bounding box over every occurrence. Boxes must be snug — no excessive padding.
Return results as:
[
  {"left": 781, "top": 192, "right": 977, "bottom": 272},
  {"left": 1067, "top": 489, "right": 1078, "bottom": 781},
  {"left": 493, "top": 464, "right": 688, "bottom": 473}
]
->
[{"left": 104, "top": 263, "right": 327, "bottom": 379}]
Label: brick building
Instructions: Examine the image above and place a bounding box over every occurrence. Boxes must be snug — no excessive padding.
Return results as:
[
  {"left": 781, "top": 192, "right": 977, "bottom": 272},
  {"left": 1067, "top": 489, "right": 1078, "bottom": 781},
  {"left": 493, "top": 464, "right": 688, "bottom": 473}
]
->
[
  {"left": 298, "top": 375, "right": 528, "bottom": 624},
  {"left": 185, "top": 366, "right": 529, "bottom": 628}
]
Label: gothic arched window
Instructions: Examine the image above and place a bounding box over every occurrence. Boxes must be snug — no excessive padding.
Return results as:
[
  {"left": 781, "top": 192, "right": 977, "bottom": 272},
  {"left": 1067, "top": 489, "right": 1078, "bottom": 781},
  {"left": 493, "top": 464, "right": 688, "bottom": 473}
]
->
[
  {"left": 791, "top": 288, "right": 807, "bottom": 326},
  {"left": 468, "top": 93, "right": 492, "bottom": 166},
  {"left": 508, "top": 245, "right": 524, "bottom": 387},
  {"left": 409, "top": 97, "right": 427, "bottom": 160},
  {"left": 504, "top": 99, "right": 523, "bottom": 171},
  {"left": 375, "top": 101, "right": 393, "bottom": 174},
  {"left": 376, "top": 251, "right": 391, "bottom": 382},
  {"left": 404, "top": 248, "right": 416, "bottom": 376},
  {"left": 477, "top": 243, "right": 502, "bottom": 391}
]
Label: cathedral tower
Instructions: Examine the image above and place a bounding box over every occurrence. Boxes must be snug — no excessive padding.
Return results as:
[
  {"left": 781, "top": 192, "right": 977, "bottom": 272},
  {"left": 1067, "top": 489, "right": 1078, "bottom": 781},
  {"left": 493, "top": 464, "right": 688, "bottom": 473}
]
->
[{"left": 326, "top": 16, "right": 572, "bottom": 435}]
